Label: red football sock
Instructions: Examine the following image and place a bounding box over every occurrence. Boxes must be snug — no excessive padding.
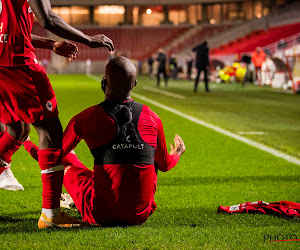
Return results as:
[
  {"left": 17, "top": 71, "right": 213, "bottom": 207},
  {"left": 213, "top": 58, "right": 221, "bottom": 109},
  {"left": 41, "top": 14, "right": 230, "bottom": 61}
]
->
[
  {"left": 23, "top": 140, "right": 39, "bottom": 161},
  {"left": 0, "top": 132, "right": 22, "bottom": 174},
  {"left": 38, "top": 148, "right": 64, "bottom": 209}
]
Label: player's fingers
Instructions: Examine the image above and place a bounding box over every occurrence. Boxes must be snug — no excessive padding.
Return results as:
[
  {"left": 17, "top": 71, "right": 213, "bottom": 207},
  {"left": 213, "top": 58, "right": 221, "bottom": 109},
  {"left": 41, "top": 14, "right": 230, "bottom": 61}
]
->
[
  {"left": 72, "top": 45, "right": 78, "bottom": 54},
  {"left": 103, "top": 38, "right": 114, "bottom": 51},
  {"left": 177, "top": 135, "right": 183, "bottom": 144},
  {"left": 174, "top": 135, "right": 181, "bottom": 145},
  {"left": 103, "top": 41, "right": 114, "bottom": 52},
  {"left": 170, "top": 143, "right": 174, "bottom": 151}
]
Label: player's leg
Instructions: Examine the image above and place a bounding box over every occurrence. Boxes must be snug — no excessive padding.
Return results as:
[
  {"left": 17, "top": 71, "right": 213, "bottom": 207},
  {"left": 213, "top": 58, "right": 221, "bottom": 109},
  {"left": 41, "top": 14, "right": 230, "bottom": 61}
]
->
[
  {"left": 157, "top": 70, "right": 161, "bottom": 87},
  {"left": 194, "top": 68, "right": 201, "bottom": 92},
  {"left": 33, "top": 116, "right": 89, "bottom": 228},
  {"left": 26, "top": 64, "right": 88, "bottom": 228},
  {"left": 23, "top": 137, "right": 96, "bottom": 224},
  {"left": 0, "top": 66, "right": 36, "bottom": 191},
  {"left": 0, "top": 122, "right": 5, "bottom": 133},
  {"left": 0, "top": 121, "right": 30, "bottom": 191},
  {"left": 163, "top": 68, "right": 168, "bottom": 87},
  {"left": 204, "top": 68, "right": 210, "bottom": 92},
  {"left": 63, "top": 152, "right": 96, "bottom": 224},
  {"left": 257, "top": 67, "right": 262, "bottom": 86}
]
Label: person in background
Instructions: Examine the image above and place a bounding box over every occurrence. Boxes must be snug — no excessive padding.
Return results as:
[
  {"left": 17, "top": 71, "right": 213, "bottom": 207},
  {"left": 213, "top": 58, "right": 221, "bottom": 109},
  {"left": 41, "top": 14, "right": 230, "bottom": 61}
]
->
[
  {"left": 169, "top": 53, "right": 178, "bottom": 79},
  {"left": 148, "top": 55, "right": 154, "bottom": 77},
  {"left": 186, "top": 54, "right": 193, "bottom": 80},
  {"left": 156, "top": 49, "right": 168, "bottom": 87},
  {"left": 193, "top": 41, "right": 210, "bottom": 92},
  {"left": 138, "top": 60, "right": 143, "bottom": 75},
  {"left": 251, "top": 47, "right": 266, "bottom": 86}
]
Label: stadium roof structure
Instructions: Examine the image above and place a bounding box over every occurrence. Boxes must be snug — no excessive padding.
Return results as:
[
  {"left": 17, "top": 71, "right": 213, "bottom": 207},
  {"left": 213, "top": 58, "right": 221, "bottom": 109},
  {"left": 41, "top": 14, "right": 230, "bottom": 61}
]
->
[{"left": 51, "top": 0, "right": 252, "bottom": 6}]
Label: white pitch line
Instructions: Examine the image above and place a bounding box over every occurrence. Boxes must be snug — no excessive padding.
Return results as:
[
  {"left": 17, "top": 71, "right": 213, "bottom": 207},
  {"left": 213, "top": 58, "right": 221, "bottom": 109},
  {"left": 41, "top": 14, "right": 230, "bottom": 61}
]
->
[
  {"left": 238, "top": 131, "right": 265, "bottom": 135},
  {"left": 142, "top": 86, "right": 185, "bottom": 99},
  {"left": 132, "top": 93, "right": 300, "bottom": 166},
  {"left": 87, "top": 74, "right": 300, "bottom": 166},
  {"left": 87, "top": 74, "right": 102, "bottom": 82}
]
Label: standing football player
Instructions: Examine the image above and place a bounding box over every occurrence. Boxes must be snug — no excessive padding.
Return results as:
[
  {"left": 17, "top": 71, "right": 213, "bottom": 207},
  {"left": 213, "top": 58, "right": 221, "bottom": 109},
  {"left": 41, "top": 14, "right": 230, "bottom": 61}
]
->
[
  {"left": 0, "top": 37, "right": 79, "bottom": 191},
  {"left": 0, "top": 0, "right": 114, "bottom": 228}
]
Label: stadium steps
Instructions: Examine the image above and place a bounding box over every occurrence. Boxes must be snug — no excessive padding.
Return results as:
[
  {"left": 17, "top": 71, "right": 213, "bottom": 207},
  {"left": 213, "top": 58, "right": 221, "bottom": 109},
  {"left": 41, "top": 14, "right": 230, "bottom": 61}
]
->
[
  {"left": 211, "top": 22, "right": 300, "bottom": 55},
  {"left": 72, "top": 26, "right": 190, "bottom": 61},
  {"left": 208, "top": 1, "right": 300, "bottom": 51},
  {"left": 165, "top": 24, "right": 233, "bottom": 56},
  {"left": 163, "top": 25, "right": 204, "bottom": 53}
]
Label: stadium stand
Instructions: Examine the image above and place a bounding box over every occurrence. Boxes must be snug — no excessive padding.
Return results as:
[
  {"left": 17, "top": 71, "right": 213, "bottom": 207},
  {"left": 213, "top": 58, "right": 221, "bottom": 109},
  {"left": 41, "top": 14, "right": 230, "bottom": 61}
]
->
[
  {"left": 211, "top": 22, "right": 300, "bottom": 55},
  {"left": 72, "top": 26, "right": 190, "bottom": 61},
  {"left": 29, "top": 0, "right": 300, "bottom": 75},
  {"left": 166, "top": 24, "right": 233, "bottom": 55},
  {"left": 32, "top": 22, "right": 51, "bottom": 61}
]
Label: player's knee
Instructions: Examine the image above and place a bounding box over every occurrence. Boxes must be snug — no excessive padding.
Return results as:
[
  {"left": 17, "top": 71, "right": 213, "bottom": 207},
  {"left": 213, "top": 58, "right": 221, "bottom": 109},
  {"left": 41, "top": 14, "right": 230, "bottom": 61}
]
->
[
  {"left": 37, "top": 130, "right": 61, "bottom": 149},
  {"left": 6, "top": 122, "right": 31, "bottom": 142},
  {"left": 19, "top": 123, "right": 31, "bottom": 142},
  {"left": 33, "top": 118, "right": 63, "bottom": 149}
]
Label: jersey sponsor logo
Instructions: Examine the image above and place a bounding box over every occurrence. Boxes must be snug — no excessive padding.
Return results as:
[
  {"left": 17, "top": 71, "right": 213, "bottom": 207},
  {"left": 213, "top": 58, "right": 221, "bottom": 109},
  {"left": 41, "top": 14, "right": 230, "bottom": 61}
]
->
[
  {"left": 112, "top": 143, "right": 144, "bottom": 150},
  {"left": 0, "top": 21, "right": 8, "bottom": 44}
]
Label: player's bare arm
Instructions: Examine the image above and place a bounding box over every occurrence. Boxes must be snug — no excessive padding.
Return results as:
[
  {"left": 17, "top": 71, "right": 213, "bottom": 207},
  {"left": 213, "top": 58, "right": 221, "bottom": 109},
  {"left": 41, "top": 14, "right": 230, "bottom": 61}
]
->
[
  {"left": 31, "top": 34, "right": 78, "bottom": 61},
  {"left": 28, "top": 0, "right": 114, "bottom": 51},
  {"left": 170, "top": 135, "right": 185, "bottom": 156}
]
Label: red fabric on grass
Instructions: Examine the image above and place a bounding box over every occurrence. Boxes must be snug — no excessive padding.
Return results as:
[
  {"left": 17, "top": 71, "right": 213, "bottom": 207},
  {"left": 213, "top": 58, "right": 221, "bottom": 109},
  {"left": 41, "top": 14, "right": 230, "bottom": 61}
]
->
[{"left": 218, "top": 200, "right": 300, "bottom": 217}]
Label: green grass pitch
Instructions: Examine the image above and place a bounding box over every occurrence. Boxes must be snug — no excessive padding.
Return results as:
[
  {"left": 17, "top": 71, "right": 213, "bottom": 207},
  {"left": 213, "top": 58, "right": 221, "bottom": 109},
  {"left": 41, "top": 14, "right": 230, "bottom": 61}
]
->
[{"left": 1, "top": 75, "right": 299, "bottom": 249}]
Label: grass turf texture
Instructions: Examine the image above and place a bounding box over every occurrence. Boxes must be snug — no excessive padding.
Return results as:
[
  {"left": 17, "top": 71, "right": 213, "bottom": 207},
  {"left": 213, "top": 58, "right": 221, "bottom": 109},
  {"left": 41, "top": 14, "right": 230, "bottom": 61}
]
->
[{"left": 1, "top": 75, "right": 299, "bottom": 249}]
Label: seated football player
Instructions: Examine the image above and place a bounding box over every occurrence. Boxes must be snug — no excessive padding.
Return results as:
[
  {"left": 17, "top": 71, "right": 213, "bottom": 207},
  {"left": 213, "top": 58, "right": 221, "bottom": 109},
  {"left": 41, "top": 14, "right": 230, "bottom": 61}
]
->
[{"left": 24, "top": 56, "right": 185, "bottom": 226}]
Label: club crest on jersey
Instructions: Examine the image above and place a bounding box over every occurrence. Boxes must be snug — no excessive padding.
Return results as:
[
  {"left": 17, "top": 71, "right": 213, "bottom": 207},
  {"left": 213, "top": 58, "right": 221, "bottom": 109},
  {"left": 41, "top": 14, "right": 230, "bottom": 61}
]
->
[
  {"left": 27, "top": 0, "right": 34, "bottom": 15},
  {"left": 46, "top": 101, "right": 53, "bottom": 112}
]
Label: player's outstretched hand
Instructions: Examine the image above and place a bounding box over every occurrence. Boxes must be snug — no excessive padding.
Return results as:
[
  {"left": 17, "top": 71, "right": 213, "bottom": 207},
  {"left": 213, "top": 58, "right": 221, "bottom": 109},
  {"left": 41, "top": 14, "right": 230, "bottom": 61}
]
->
[
  {"left": 88, "top": 34, "right": 115, "bottom": 51},
  {"left": 170, "top": 135, "right": 185, "bottom": 156},
  {"left": 53, "top": 41, "right": 78, "bottom": 61}
]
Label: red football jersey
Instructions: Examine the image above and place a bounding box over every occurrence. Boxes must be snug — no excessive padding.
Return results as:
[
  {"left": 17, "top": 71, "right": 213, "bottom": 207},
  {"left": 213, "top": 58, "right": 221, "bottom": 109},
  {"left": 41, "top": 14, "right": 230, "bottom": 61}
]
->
[{"left": 0, "top": 0, "right": 37, "bottom": 66}]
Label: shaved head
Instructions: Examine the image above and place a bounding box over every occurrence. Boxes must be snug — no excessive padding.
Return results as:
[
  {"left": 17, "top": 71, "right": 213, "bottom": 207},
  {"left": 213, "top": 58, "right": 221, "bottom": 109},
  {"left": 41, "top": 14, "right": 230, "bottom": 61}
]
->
[{"left": 104, "top": 56, "right": 137, "bottom": 101}]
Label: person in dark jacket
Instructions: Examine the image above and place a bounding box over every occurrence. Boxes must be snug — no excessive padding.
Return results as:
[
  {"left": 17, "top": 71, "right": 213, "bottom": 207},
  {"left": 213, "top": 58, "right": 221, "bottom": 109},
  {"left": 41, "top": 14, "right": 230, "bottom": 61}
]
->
[
  {"left": 186, "top": 54, "right": 193, "bottom": 80},
  {"left": 192, "top": 41, "right": 210, "bottom": 92},
  {"left": 148, "top": 55, "right": 154, "bottom": 77},
  {"left": 156, "top": 49, "right": 168, "bottom": 87},
  {"left": 169, "top": 53, "right": 178, "bottom": 79}
]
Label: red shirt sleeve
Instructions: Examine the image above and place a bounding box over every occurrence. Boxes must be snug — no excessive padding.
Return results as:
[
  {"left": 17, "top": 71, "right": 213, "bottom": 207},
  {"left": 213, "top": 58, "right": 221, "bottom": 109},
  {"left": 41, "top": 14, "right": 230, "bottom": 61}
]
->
[
  {"left": 23, "top": 140, "right": 39, "bottom": 161},
  {"left": 153, "top": 113, "right": 180, "bottom": 172}
]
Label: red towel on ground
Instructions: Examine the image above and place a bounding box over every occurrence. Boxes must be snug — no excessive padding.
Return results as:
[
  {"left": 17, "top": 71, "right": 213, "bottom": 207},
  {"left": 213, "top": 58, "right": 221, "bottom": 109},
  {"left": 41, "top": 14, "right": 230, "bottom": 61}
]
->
[{"left": 218, "top": 201, "right": 300, "bottom": 217}]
